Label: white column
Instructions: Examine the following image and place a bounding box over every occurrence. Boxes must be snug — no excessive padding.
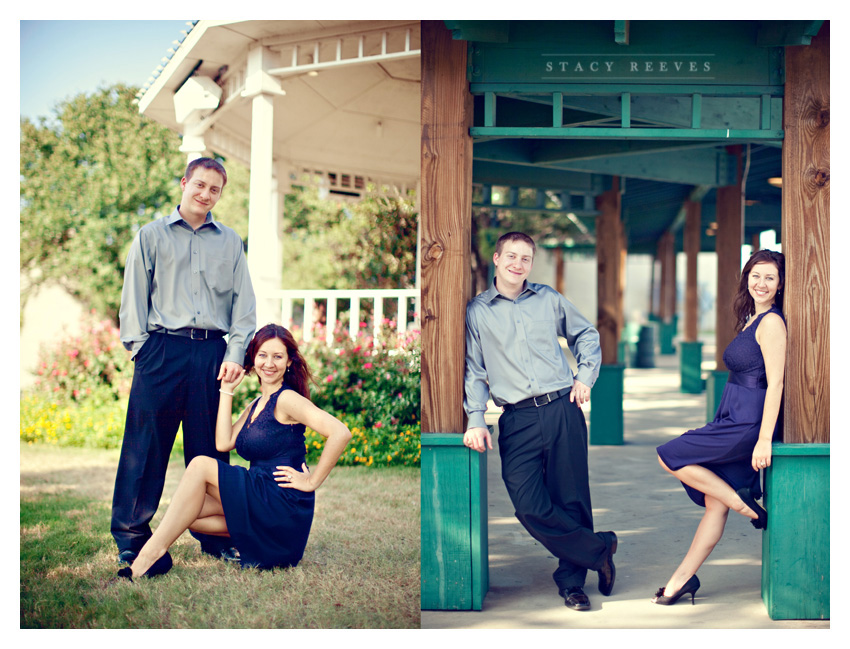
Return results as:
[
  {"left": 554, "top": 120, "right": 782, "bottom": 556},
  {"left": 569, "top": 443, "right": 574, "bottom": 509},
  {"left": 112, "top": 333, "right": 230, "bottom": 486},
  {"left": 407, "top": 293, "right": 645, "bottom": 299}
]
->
[
  {"left": 243, "top": 44, "right": 285, "bottom": 329},
  {"left": 179, "top": 121, "right": 207, "bottom": 160}
]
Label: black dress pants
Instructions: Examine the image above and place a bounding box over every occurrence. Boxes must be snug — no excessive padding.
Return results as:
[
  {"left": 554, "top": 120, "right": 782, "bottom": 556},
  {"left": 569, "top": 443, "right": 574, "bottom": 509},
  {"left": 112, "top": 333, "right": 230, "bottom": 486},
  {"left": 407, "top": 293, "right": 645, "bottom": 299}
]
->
[
  {"left": 497, "top": 395, "right": 607, "bottom": 591},
  {"left": 111, "top": 331, "right": 231, "bottom": 554}
]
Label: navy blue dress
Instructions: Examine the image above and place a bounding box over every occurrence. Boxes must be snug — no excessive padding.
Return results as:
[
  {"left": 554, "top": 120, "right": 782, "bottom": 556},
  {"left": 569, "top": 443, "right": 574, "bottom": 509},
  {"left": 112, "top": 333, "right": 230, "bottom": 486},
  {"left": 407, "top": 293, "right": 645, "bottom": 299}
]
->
[
  {"left": 657, "top": 306, "right": 784, "bottom": 507},
  {"left": 218, "top": 384, "right": 315, "bottom": 569}
]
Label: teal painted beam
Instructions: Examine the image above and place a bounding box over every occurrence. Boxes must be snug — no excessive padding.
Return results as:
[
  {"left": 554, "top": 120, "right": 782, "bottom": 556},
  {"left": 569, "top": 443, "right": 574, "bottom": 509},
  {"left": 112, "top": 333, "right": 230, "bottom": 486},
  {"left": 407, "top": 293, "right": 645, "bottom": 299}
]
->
[
  {"left": 477, "top": 91, "right": 783, "bottom": 133},
  {"left": 472, "top": 160, "right": 601, "bottom": 191},
  {"left": 546, "top": 95, "right": 782, "bottom": 132},
  {"left": 756, "top": 20, "right": 824, "bottom": 46},
  {"left": 621, "top": 92, "right": 630, "bottom": 127},
  {"left": 538, "top": 148, "right": 735, "bottom": 186},
  {"left": 614, "top": 20, "right": 629, "bottom": 45},
  {"left": 470, "top": 83, "right": 784, "bottom": 95},
  {"left": 471, "top": 126, "right": 784, "bottom": 140},
  {"left": 525, "top": 139, "right": 721, "bottom": 165},
  {"left": 444, "top": 20, "right": 510, "bottom": 43},
  {"left": 691, "top": 94, "right": 702, "bottom": 129},
  {"left": 484, "top": 92, "right": 496, "bottom": 127},
  {"left": 553, "top": 92, "right": 563, "bottom": 127}
]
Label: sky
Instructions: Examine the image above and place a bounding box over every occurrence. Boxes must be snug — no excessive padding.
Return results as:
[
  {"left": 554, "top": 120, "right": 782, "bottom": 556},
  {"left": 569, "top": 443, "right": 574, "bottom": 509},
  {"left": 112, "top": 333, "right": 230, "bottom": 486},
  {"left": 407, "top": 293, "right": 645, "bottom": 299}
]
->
[{"left": 20, "top": 20, "right": 192, "bottom": 121}]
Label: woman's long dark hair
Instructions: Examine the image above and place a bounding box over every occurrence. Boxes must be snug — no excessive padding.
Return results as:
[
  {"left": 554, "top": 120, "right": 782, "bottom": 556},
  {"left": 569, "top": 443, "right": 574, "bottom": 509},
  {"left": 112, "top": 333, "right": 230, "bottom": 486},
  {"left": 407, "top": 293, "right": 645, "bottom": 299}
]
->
[
  {"left": 732, "top": 249, "right": 785, "bottom": 332},
  {"left": 243, "top": 324, "right": 314, "bottom": 399}
]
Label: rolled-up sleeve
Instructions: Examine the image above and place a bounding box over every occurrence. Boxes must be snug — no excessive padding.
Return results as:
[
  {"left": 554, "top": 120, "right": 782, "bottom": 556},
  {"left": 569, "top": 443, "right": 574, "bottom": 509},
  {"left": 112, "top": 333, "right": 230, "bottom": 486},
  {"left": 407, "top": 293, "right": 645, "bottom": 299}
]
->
[
  {"left": 119, "top": 232, "right": 153, "bottom": 358},
  {"left": 224, "top": 241, "right": 256, "bottom": 365},
  {"left": 557, "top": 294, "right": 601, "bottom": 388},
  {"left": 463, "top": 304, "right": 491, "bottom": 430}
]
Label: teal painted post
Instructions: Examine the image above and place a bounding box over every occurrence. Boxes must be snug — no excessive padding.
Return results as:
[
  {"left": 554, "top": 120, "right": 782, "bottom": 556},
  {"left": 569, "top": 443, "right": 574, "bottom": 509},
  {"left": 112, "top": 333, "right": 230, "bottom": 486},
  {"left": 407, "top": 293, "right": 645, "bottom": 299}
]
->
[
  {"left": 762, "top": 444, "right": 830, "bottom": 620},
  {"left": 421, "top": 434, "right": 489, "bottom": 610},
  {"left": 679, "top": 341, "right": 704, "bottom": 393},
  {"left": 617, "top": 340, "right": 630, "bottom": 367},
  {"left": 706, "top": 370, "right": 728, "bottom": 421},
  {"left": 590, "top": 364, "right": 625, "bottom": 445},
  {"left": 659, "top": 315, "right": 677, "bottom": 355}
]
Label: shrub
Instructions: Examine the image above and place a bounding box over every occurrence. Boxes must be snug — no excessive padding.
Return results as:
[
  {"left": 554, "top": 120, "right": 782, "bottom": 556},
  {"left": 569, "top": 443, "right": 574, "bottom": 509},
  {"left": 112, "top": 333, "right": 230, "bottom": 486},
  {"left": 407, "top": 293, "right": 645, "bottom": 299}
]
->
[
  {"left": 300, "top": 320, "right": 421, "bottom": 467},
  {"left": 30, "top": 310, "right": 132, "bottom": 403},
  {"left": 21, "top": 313, "right": 421, "bottom": 467},
  {"left": 20, "top": 388, "right": 128, "bottom": 449}
]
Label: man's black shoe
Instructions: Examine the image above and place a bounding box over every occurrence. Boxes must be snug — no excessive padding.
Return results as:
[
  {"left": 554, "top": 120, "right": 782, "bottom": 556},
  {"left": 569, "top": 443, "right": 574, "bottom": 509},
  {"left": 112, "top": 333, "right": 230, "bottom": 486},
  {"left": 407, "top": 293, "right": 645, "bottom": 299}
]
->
[
  {"left": 561, "top": 586, "right": 591, "bottom": 611},
  {"left": 117, "top": 549, "right": 138, "bottom": 565},
  {"left": 596, "top": 531, "right": 618, "bottom": 596}
]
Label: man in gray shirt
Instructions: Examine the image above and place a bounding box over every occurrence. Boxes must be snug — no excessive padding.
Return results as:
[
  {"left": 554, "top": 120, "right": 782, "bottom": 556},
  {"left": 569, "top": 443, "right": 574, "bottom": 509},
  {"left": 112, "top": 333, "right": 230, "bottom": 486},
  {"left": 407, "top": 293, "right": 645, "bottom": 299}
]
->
[
  {"left": 112, "top": 157, "right": 256, "bottom": 564},
  {"left": 463, "top": 231, "right": 617, "bottom": 611}
]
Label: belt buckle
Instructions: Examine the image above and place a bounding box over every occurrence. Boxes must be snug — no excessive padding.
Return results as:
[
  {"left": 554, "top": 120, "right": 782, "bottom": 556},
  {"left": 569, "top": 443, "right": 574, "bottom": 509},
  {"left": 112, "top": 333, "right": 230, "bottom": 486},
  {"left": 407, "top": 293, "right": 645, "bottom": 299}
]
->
[
  {"left": 533, "top": 393, "right": 552, "bottom": 407},
  {"left": 189, "top": 328, "right": 206, "bottom": 340}
]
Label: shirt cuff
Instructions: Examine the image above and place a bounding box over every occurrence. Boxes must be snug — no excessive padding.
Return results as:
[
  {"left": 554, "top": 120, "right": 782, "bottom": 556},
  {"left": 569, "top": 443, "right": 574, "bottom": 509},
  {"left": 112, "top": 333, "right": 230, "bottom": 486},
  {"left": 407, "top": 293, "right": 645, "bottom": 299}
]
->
[
  {"left": 575, "top": 368, "right": 597, "bottom": 389},
  {"left": 466, "top": 411, "right": 488, "bottom": 431}
]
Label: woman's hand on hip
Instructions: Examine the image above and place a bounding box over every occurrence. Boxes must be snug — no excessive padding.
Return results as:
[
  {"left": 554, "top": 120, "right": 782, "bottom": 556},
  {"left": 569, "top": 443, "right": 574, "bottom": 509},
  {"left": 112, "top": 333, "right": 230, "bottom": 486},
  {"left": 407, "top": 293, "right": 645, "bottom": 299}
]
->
[{"left": 274, "top": 463, "right": 317, "bottom": 492}]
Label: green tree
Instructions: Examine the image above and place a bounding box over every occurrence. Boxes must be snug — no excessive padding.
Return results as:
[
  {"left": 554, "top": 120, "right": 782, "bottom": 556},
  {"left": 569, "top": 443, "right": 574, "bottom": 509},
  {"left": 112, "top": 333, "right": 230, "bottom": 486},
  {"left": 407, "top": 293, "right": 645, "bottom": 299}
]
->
[
  {"left": 281, "top": 185, "right": 418, "bottom": 290},
  {"left": 19, "top": 84, "right": 250, "bottom": 323}
]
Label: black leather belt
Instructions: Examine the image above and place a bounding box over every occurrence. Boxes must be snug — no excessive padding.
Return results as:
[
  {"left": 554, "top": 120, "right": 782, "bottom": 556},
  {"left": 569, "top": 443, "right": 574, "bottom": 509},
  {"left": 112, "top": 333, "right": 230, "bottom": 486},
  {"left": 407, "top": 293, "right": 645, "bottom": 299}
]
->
[
  {"left": 160, "top": 328, "right": 226, "bottom": 340},
  {"left": 504, "top": 387, "right": 571, "bottom": 410}
]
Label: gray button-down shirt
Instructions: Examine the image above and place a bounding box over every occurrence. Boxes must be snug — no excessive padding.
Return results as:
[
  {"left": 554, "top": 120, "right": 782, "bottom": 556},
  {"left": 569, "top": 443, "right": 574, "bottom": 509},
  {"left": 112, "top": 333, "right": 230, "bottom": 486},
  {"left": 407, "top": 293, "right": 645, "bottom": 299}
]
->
[
  {"left": 464, "top": 280, "right": 601, "bottom": 430},
  {"left": 119, "top": 207, "right": 256, "bottom": 365}
]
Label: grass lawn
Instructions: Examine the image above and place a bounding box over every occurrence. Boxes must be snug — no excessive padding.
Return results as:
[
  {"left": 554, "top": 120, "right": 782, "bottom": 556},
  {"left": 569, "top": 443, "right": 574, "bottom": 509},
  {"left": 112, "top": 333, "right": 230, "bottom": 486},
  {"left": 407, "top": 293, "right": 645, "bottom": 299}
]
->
[{"left": 20, "top": 443, "right": 420, "bottom": 629}]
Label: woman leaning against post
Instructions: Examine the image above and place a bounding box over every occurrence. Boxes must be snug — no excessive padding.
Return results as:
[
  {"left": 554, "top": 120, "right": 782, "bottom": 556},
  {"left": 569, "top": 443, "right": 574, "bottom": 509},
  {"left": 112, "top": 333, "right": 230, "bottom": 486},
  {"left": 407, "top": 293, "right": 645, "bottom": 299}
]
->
[
  {"left": 652, "top": 249, "right": 786, "bottom": 605},
  {"left": 116, "top": 323, "right": 351, "bottom": 579}
]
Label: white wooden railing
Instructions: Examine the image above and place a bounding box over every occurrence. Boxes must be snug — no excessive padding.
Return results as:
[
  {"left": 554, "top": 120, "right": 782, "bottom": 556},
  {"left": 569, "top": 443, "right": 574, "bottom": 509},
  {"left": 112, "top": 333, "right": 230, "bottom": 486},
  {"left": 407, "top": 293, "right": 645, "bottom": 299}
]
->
[{"left": 272, "top": 289, "right": 420, "bottom": 344}]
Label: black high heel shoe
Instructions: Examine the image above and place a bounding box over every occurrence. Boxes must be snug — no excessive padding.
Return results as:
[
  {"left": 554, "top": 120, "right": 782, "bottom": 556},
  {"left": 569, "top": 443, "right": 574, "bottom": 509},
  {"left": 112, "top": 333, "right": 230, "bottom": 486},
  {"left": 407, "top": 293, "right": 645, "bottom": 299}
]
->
[
  {"left": 736, "top": 487, "right": 767, "bottom": 529},
  {"left": 653, "top": 574, "right": 700, "bottom": 606},
  {"left": 116, "top": 551, "right": 173, "bottom": 581}
]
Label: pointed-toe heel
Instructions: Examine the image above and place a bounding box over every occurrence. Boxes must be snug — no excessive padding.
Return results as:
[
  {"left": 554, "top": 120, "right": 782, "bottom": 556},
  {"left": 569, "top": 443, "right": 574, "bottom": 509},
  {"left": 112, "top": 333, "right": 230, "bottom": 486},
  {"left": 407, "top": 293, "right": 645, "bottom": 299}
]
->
[
  {"left": 653, "top": 574, "right": 700, "bottom": 606},
  {"left": 736, "top": 487, "right": 767, "bottom": 529},
  {"left": 116, "top": 551, "right": 173, "bottom": 581}
]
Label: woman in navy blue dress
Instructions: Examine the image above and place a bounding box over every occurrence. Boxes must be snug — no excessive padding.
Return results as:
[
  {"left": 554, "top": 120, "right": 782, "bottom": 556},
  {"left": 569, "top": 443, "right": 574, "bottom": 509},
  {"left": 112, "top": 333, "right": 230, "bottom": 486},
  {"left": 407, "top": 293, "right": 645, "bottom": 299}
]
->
[
  {"left": 117, "top": 324, "right": 351, "bottom": 579},
  {"left": 652, "top": 250, "right": 786, "bottom": 605}
]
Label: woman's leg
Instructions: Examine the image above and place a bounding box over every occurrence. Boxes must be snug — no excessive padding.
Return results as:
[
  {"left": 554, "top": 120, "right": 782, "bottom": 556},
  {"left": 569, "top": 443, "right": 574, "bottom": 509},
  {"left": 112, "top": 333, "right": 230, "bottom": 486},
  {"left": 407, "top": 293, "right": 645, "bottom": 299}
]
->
[
  {"left": 655, "top": 495, "right": 729, "bottom": 598},
  {"left": 188, "top": 494, "right": 230, "bottom": 536},
  {"left": 658, "top": 456, "right": 759, "bottom": 520},
  {"left": 129, "top": 456, "right": 222, "bottom": 577}
]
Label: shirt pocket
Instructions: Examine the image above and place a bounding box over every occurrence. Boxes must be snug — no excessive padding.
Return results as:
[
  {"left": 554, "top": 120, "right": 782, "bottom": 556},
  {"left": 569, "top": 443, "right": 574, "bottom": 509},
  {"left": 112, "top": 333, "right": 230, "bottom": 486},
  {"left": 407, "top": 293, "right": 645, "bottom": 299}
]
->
[
  {"left": 204, "top": 254, "right": 234, "bottom": 294},
  {"left": 527, "top": 317, "right": 558, "bottom": 348}
]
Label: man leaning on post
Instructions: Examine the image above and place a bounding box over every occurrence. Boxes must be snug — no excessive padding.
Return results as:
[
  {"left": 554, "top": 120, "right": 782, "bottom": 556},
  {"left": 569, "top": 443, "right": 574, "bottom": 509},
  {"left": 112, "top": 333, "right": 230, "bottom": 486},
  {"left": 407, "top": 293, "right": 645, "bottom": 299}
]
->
[
  {"left": 463, "top": 231, "right": 617, "bottom": 611},
  {"left": 111, "top": 157, "right": 256, "bottom": 566}
]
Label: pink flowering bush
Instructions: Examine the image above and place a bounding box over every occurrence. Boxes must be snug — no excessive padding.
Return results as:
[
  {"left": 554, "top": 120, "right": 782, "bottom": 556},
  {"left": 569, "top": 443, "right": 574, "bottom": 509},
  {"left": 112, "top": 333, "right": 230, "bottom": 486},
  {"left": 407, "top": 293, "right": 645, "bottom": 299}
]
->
[
  {"left": 300, "top": 319, "right": 420, "bottom": 467},
  {"left": 21, "top": 310, "right": 132, "bottom": 447},
  {"left": 30, "top": 310, "right": 132, "bottom": 404}
]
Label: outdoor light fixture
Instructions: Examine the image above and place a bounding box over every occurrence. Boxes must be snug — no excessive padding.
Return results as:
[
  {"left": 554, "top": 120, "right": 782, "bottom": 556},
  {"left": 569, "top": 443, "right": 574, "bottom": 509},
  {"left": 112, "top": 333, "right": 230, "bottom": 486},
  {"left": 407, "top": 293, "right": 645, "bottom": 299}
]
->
[{"left": 768, "top": 177, "right": 782, "bottom": 187}]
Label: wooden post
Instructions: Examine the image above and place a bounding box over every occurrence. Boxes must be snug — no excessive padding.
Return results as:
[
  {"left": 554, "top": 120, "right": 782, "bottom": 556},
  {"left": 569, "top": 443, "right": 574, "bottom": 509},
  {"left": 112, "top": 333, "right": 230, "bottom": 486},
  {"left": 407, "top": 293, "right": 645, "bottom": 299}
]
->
[
  {"left": 593, "top": 177, "right": 625, "bottom": 445},
  {"left": 782, "top": 22, "right": 830, "bottom": 444},
  {"left": 420, "top": 20, "right": 472, "bottom": 436},
  {"left": 596, "top": 177, "right": 621, "bottom": 364},
  {"left": 420, "top": 20, "right": 488, "bottom": 612},
  {"left": 649, "top": 252, "right": 657, "bottom": 317},
  {"left": 684, "top": 201, "right": 701, "bottom": 342},
  {"left": 658, "top": 231, "right": 675, "bottom": 324},
  {"left": 714, "top": 146, "right": 744, "bottom": 371},
  {"left": 656, "top": 230, "right": 677, "bottom": 354},
  {"left": 680, "top": 200, "right": 704, "bottom": 393},
  {"left": 555, "top": 246, "right": 565, "bottom": 295},
  {"left": 619, "top": 218, "right": 627, "bottom": 332}
]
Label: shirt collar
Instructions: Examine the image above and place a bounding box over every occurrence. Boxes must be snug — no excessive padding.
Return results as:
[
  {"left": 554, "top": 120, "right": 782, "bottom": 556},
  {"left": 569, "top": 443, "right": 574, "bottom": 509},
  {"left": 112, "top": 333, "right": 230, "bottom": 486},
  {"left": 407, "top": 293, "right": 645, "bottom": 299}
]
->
[
  {"left": 482, "top": 278, "right": 539, "bottom": 303},
  {"left": 168, "top": 207, "right": 222, "bottom": 231}
]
